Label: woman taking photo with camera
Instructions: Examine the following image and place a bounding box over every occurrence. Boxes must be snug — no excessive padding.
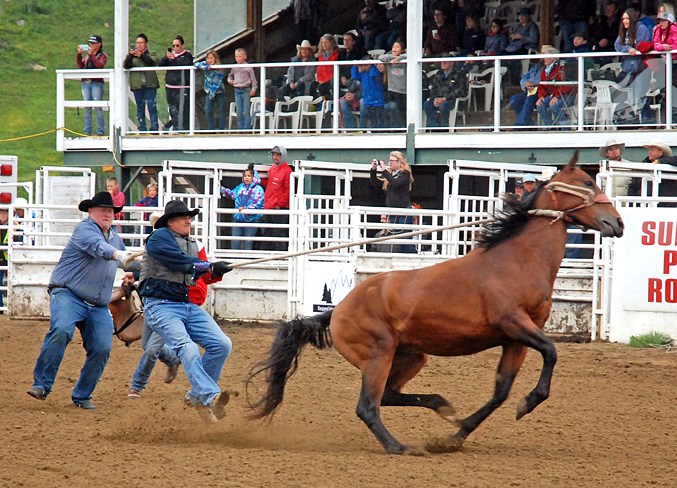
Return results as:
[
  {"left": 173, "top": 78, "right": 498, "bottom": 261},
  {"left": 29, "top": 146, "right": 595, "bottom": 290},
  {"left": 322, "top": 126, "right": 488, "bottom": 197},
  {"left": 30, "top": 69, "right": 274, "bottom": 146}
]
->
[{"left": 369, "top": 151, "right": 416, "bottom": 253}]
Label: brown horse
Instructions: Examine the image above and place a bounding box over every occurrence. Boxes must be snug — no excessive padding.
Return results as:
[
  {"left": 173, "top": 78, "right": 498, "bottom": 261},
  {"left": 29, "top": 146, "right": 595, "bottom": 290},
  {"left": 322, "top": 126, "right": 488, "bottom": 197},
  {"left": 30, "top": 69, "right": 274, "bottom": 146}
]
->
[
  {"left": 108, "top": 282, "right": 144, "bottom": 345},
  {"left": 247, "top": 155, "right": 624, "bottom": 455}
]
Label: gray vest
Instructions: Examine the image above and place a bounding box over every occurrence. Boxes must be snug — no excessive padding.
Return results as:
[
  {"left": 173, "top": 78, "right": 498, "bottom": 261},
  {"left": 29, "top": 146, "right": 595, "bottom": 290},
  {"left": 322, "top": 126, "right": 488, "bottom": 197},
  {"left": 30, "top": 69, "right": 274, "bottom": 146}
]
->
[{"left": 140, "top": 231, "right": 198, "bottom": 286}]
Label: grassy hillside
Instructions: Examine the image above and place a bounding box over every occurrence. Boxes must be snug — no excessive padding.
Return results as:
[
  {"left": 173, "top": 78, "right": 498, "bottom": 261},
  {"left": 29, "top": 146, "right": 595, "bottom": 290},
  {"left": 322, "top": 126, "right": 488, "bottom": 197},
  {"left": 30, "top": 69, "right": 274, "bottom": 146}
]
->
[{"left": 0, "top": 0, "right": 193, "bottom": 182}]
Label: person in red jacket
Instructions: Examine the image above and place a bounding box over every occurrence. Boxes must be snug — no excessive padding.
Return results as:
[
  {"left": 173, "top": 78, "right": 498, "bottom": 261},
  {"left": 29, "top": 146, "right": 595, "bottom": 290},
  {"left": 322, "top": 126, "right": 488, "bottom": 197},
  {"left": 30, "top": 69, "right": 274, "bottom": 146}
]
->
[
  {"left": 260, "top": 145, "right": 292, "bottom": 251},
  {"left": 535, "top": 45, "right": 575, "bottom": 128},
  {"left": 128, "top": 212, "right": 223, "bottom": 399},
  {"left": 312, "top": 33, "right": 339, "bottom": 99}
]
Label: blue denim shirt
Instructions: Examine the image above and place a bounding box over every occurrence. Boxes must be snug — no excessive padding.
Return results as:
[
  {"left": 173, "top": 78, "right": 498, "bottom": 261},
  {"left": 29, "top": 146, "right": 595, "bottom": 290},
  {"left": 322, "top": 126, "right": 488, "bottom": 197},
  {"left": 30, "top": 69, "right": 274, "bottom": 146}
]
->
[{"left": 49, "top": 217, "right": 126, "bottom": 306}]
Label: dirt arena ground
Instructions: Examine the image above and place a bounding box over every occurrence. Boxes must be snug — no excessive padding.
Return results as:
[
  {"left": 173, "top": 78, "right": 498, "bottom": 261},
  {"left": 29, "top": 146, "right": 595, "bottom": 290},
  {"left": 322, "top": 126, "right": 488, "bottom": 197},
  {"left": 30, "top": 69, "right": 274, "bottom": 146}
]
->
[{"left": 1, "top": 316, "right": 675, "bottom": 488}]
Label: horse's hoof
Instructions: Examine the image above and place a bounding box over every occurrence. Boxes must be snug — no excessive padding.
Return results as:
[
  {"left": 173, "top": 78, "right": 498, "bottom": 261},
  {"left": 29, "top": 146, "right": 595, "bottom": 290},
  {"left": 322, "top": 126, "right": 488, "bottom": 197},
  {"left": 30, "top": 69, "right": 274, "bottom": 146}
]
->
[
  {"left": 437, "top": 405, "right": 460, "bottom": 426},
  {"left": 425, "top": 435, "right": 464, "bottom": 453},
  {"left": 516, "top": 398, "right": 528, "bottom": 420}
]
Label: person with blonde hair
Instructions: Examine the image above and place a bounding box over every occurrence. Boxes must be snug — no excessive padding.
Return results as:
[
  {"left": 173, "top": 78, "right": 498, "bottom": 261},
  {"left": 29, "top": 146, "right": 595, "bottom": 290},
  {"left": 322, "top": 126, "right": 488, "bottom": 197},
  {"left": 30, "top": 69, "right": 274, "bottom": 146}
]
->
[
  {"left": 370, "top": 151, "right": 416, "bottom": 253},
  {"left": 312, "top": 33, "right": 339, "bottom": 99}
]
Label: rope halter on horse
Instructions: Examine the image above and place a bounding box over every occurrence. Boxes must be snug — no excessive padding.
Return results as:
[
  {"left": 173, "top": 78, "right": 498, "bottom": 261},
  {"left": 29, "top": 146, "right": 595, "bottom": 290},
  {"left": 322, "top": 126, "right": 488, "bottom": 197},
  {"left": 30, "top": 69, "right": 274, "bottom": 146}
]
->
[{"left": 528, "top": 181, "right": 612, "bottom": 224}]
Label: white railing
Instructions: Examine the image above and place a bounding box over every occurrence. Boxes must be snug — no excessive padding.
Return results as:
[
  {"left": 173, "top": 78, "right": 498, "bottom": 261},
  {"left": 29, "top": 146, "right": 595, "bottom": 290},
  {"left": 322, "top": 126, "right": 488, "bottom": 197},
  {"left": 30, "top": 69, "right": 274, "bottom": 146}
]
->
[{"left": 55, "top": 49, "right": 677, "bottom": 149}]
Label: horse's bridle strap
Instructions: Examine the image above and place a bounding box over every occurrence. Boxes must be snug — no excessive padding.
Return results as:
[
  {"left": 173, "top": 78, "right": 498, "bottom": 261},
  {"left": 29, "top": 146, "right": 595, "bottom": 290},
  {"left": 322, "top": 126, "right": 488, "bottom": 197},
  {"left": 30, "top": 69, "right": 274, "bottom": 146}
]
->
[{"left": 537, "top": 181, "right": 612, "bottom": 224}]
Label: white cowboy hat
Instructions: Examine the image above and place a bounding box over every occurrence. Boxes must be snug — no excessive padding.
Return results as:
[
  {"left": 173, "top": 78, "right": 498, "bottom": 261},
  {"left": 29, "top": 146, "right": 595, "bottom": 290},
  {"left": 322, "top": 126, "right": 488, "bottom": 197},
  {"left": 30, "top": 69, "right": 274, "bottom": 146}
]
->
[
  {"left": 599, "top": 139, "right": 626, "bottom": 157},
  {"left": 540, "top": 44, "right": 560, "bottom": 55},
  {"left": 642, "top": 141, "right": 673, "bottom": 157},
  {"left": 296, "top": 40, "right": 316, "bottom": 52}
]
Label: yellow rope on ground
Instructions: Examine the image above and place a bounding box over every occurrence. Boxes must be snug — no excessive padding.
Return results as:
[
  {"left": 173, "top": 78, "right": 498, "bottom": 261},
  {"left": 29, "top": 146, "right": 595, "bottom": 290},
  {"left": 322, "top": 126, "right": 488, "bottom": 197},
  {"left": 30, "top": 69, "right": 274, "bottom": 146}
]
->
[{"left": 0, "top": 127, "right": 124, "bottom": 167}]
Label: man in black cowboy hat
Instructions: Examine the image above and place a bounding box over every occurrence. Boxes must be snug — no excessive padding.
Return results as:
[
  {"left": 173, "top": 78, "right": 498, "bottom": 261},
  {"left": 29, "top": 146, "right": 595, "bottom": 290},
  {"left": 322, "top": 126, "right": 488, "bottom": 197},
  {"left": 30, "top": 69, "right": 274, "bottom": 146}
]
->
[
  {"left": 138, "top": 200, "right": 233, "bottom": 423},
  {"left": 28, "top": 192, "right": 136, "bottom": 409}
]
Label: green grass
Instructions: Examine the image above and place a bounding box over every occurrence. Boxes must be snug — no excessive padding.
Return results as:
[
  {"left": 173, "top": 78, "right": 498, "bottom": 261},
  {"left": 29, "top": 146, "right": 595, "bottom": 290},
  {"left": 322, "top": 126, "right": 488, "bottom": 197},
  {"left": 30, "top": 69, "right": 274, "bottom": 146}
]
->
[
  {"left": 628, "top": 331, "right": 675, "bottom": 348},
  {"left": 0, "top": 0, "right": 193, "bottom": 182}
]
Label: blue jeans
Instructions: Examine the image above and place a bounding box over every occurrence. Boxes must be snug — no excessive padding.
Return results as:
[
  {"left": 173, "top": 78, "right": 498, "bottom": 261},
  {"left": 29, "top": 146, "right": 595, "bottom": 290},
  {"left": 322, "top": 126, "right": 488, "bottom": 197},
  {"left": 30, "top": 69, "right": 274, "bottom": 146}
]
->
[
  {"left": 132, "top": 87, "right": 159, "bottom": 131},
  {"left": 143, "top": 297, "right": 232, "bottom": 406},
  {"left": 234, "top": 87, "right": 251, "bottom": 130},
  {"left": 366, "top": 105, "right": 386, "bottom": 129},
  {"left": 389, "top": 214, "right": 416, "bottom": 253},
  {"left": 81, "top": 81, "right": 105, "bottom": 135},
  {"left": 510, "top": 91, "right": 538, "bottom": 126},
  {"left": 339, "top": 97, "right": 366, "bottom": 129},
  {"left": 129, "top": 319, "right": 180, "bottom": 392},
  {"left": 31, "top": 287, "right": 113, "bottom": 403},
  {"left": 423, "top": 99, "right": 452, "bottom": 127},
  {"left": 231, "top": 224, "right": 258, "bottom": 250},
  {"left": 205, "top": 92, "right": 226, "bottom": 130},
  {"left": 537, "top": 95, "right": 570, "bottom": 127}
]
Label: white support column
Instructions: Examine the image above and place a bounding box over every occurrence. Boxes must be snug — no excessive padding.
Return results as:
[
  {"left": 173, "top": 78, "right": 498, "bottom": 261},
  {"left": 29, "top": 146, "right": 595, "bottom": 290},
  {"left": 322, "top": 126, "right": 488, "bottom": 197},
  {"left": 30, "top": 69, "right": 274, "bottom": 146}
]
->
[
  {"left": 114, "top": 0, "right": 130, "bottom": 133},
  {"left": 406, "top": 0, "right": 423, "bottom": 130}
]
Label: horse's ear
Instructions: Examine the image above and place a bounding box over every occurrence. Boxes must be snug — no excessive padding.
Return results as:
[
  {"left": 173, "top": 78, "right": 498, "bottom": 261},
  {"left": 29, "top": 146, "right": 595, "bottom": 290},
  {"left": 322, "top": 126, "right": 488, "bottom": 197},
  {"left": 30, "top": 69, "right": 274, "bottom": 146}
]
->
[{"left": 566, "top": 150, "right": 579, "bottom": 170}]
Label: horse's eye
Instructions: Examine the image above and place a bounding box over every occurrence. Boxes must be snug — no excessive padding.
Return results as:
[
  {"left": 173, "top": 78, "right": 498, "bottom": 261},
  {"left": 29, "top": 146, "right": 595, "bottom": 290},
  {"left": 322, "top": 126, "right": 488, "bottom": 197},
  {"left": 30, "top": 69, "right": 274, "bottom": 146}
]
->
[{"left": 584, "top": 180, "right": 593, "bottom": 187}]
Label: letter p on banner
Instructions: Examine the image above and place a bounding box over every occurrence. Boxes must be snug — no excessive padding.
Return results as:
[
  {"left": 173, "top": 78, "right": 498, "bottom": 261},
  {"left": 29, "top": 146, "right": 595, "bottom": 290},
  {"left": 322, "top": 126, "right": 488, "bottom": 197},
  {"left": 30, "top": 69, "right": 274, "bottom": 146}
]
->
[{"left": 663, "top": 250, "right": 677, "bottom": 275}]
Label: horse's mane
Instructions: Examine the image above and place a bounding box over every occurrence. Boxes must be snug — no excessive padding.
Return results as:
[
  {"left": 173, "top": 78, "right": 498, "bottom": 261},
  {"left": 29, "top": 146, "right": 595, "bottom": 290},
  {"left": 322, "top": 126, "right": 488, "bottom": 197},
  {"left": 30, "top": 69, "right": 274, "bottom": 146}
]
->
[{"left": 476, "top": 182, "right": 546, "bottom": 250}]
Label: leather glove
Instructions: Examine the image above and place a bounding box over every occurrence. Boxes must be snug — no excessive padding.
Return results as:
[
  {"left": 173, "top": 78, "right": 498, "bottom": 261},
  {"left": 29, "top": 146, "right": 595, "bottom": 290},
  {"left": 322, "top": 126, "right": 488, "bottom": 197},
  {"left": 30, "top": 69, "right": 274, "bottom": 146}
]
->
[{"left": 211, "top": 261, "right": 233, "bottom": 275}]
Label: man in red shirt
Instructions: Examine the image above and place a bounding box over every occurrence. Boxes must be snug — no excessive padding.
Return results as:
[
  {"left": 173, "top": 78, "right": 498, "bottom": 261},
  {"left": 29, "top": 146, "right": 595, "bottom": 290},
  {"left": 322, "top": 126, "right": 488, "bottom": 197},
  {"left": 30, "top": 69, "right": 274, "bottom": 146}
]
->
[{"left": 261, "top": 145, "right": 292, "bottom": 251}]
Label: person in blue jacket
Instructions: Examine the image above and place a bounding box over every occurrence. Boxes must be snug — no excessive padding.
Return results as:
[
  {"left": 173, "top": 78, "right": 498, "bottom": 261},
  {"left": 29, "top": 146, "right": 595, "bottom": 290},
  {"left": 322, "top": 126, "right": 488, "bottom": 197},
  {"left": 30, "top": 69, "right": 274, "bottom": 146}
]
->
[
  {"left": 352, "top": 57, "right": 386, "bottom": 129},
  {"left": 220, "top": 163, "right": 265, "bottom": 250},
  {"left": 138, "top": 199, "right": 233, "bottom": 423},
  {"left": 27, "top": 192, "right": 137, "bottom": 409}
]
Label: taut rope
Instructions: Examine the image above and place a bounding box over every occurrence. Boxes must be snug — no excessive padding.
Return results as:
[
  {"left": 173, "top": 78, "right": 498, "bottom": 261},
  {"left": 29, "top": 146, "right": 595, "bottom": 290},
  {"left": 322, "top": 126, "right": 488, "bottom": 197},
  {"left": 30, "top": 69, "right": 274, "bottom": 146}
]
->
[{"left": 228, "top": 217, "right": 495, "bottom": 268}]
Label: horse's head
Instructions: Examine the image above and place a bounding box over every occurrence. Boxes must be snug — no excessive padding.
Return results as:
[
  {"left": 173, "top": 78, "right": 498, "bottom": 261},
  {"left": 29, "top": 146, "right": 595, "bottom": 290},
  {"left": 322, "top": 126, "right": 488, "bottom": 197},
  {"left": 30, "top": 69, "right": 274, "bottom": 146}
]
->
[{"left": 536, "top": 151, "right": 624, "bottom": 237}]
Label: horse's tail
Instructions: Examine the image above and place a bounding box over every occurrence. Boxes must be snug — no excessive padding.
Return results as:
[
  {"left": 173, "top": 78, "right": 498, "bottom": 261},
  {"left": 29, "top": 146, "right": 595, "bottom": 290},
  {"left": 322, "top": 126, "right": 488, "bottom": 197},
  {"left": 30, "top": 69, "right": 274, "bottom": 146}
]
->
[{"left": 247, "top": 310, "right": 333, "bottom": 419}]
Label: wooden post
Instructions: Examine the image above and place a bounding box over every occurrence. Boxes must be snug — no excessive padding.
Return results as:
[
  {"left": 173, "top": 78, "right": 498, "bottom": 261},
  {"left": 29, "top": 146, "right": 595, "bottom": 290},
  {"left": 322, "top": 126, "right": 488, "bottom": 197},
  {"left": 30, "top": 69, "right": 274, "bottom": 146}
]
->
[
  {"left": 251, "top": 0, "right": 264, "bottom": 62},
  {"left": 541, "top": 0, "right": 554, "bottom": 47}
]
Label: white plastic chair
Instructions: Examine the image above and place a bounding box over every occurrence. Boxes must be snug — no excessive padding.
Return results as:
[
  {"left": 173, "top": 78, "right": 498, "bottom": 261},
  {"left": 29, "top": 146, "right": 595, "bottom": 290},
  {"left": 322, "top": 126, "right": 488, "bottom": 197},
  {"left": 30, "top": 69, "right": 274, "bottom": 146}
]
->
[
  {"left": 584, "top": 80, "right": 631, "bottom": 130},
  {"left": 299, "top": 97, "right": 327, "bottom": 133},
  {"left": 448, "top": 91, "right": 471, "bottom": 131},
  {"left": 367, "top": 49, "right": 385, "bottom": 59},
  {"left": 250, "top": 97, "right": 273, "bottom": 132},
  {"left": 273, "top": 95, "right": 313, "bottom": 133},
  {"left": 469, "top": 66, "right": 507, "bottom": 112},
  {"left": 227, "top": 102, "right": 238, "bottom": 130}
]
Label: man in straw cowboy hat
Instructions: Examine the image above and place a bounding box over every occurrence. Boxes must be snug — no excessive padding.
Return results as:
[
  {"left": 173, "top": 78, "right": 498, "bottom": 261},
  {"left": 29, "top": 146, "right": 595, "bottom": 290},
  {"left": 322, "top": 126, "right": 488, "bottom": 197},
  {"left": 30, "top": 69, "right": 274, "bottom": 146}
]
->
[
  {"left": 599, "top": 138, "right": 631, "bottom": 196},
  {"left": 278, "top": 39, "right": 317, "bottom": 100},
  {"left": 628, "top": 141, "right": 677, "bottom": 198},
  {"left": 27, "top": 191, "right": 137, "bottom": 409},
  {"left": 128, "top": 210, "right": 223, "bottom": 400},
  {"left": 137, "top": 200, "right": 233, "bottom": 422}
]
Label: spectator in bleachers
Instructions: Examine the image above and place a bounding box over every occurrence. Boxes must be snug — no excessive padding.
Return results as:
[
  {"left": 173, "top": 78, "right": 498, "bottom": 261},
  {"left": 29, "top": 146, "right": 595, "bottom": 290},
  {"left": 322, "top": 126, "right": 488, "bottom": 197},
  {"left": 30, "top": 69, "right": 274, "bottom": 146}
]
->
[
  {"left": 339, "top": 31, "right": 365, "bottom": 83},
  {"left": 423, "top": 56, "right": 469, "bottom": 128},
  {"left": 510, "top": 58, "right": 543, "bottom": 127},
  {"left": 591, "top": 0, "right": 622, "bottom": 62},
  {"left": 557, "top": 1, "right": 596, "bottom": 53},
  {"left": 124, "top": 33, "right": 159, "bottom": 132},
  {"left": 77, "top": 34, "right": 108, "bottom": 136},
  {"left": 352, "top": 56, "right": 386, "bottom": 129},
  {"left": 614, "top": 7, "right": 652, "bottom": 86},
  {"left": 629, "top": 2, "right": 656, "bottom": 32},
  {"left": 571, "top": 31, "right": 595, "bottom": 73},
  {"left": 338, "top": 75, "right": 363, "bottom": 129},
  {"left": 481, "top": 19, "right": 508, "bottom": 56},
  {"left": 505, "top": 8, "right": 540, "bottom": 55},
  {"left": 312, "top": 34, "right": 339, "bottom": 99},
  {"left": 379, "top": 40, "right": 407, "bottom": 128},
  {"left": 227, "top": 48, "right": 257, "bottom": 130},
  {"left": 194, "top": 50, "right": 226, "bottom": 131},
  {"left": 535, "top": 45, "right": 575, "bottom": 129},
  {"left": 293, "top": 0, "right": 320, "bottom": 45},
  {"left": 356, "top": 0, "right": 388, "bottom": 51},
  {"left": 424, "top": 8, "right": 459, "bottom": 57},
  {"left": 458, "top": 14, "right": 485, "bottom": 57},
  {"left": 278, "top": 40, "right": 317, "bottom": 100},
  {"left": 158, "top": 35, "right": 193, "bottom": 132},
  {"left": 375, "top": 0, "right": 407, "bottom": 52},
  {"left": 629, "top": 142, "right": 677, "bottom": 201},
  {"left": 653, "top": 11, "right": 677, "bottom": 51}
]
